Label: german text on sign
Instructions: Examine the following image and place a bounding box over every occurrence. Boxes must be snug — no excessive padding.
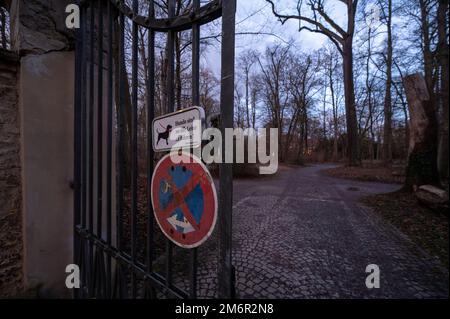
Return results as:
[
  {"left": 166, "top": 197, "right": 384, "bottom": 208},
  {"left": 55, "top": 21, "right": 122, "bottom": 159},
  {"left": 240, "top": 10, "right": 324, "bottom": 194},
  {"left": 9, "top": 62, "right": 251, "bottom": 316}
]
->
[{"left": 152, "top": 106, "right": 205, "bottom": 152}]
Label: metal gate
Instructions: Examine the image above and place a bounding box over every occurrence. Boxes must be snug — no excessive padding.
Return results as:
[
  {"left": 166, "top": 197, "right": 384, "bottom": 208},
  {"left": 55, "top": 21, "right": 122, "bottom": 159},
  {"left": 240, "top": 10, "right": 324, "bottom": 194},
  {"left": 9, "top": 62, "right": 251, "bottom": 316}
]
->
[{"left": 73, "top": 0, "right": 236, "bottom": 299}]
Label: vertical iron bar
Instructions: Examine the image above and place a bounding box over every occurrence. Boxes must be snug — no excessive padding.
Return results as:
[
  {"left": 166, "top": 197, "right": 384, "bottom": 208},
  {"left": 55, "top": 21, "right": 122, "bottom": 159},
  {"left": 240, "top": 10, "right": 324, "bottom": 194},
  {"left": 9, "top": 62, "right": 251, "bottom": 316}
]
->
[
  {"left": 88, "top": 0, "right": 96, "bottom": 297},
  {"left": 167, "top": 0, "right": 175, "bottom": 113},
  {"left": 96, "top": 0, "right": 105, "bottom": 298},
  {"left": 117, "top": 10, "right": 126, "bottom": 298},
  {"left": 218, "top": 0, "right": 236, "bottom": 299},
  {"left": 97, "top": 0, "right": 104, "bottom": 242},
  {"left": 80, "top": 1, "right": 88, "bottom": 298},
  {"left": 189, "top": 0, "right": 201, "bottom": 299},
  {"left": 106, "top": 0, "right": 114, "bottom": 298},
  {"left": 146, "top": 0, "right": 155, "bottom": 276},
  {"left": 73, "top": 0, "right": 83, "bottom": 300},
  {"left": 166, "top": 239, "right": 173, "bottom": 290},
  {"left": 191, "top": 0, "right": 200, "bottom": 106},
  {"left": 117, "top": 14, "right": 124, "bottom": 253},
  {"left": 131, "top": 0, "right": 139, "bottom": 299},
  {"left": 189, "top": 247, "right": 197, "bottom": 299},
  {"left": 74, "top": 0, "right": 230, "bottom": 300},
  {"left": 165, "top": 0, "right": 176, "bottom": 291},
  {"left": 80, "top": 1, "right": 88, "bottom": 257}
]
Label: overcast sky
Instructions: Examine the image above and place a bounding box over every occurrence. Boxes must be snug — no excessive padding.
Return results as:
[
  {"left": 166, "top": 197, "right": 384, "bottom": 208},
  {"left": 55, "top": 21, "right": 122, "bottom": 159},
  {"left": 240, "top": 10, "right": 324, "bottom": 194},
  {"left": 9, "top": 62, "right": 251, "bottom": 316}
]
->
[{"left": 202, "top": 0, "right": 350, "bottom": 76}]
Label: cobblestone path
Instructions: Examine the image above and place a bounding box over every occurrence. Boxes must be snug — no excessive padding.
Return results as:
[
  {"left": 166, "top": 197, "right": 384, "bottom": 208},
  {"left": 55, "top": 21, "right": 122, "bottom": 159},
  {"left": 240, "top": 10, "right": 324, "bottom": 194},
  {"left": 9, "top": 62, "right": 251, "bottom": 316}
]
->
[{"left": 174, "top": 164, "right": 448, "bottom": 299}]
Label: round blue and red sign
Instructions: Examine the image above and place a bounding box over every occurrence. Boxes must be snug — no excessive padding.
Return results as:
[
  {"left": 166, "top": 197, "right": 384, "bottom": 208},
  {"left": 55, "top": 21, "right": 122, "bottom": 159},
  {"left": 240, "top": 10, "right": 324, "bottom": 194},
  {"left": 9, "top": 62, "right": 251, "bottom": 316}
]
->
[{"left": 151, "top": 153, "right": 218, "bottom": 248}]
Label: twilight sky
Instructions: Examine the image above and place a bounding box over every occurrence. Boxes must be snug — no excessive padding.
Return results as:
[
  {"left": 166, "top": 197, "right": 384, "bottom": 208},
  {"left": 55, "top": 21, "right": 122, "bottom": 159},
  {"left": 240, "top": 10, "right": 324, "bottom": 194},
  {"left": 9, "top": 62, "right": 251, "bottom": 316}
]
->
[{"left": 202, "top": 0, "right": 350, "bottom": 76}]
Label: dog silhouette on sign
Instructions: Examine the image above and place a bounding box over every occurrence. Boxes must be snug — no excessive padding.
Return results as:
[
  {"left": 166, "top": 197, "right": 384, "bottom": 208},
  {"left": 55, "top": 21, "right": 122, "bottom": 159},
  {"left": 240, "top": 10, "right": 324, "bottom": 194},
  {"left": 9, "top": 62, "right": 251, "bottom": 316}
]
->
[{"left": 157, "top": 124, "right": 173, "bottom": 145}]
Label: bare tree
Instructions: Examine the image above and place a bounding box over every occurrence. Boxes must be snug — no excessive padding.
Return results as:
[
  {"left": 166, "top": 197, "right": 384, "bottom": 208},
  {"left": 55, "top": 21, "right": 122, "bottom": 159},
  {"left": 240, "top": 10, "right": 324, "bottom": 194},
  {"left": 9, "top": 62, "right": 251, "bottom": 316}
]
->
[
  {"left": 266, "top": 0, "right": 361, "bottom": 166},
  {"left": 250, "top": 74, "right": 260, "bottom": 129},
  {"left": 322, "top": 46, "right": 343, "bottom": 161},
  {"left": 199, "top": 68, "right": 220, "bottom": 119},
  {"left": 361, "top": 23, "right": 377, "bottom": 162},
  {"left": 403, "top": 74, "right": 440, "bottom": 191},
  {"left": 238, "top": 50, "right": 259, "bottom": 128},
  {"left": 257, "top": 43, "right": 291, "bottom": 161},
  {"left": 234, "top": 81, "right": 246, "bottom": 128},
  {"left": 381, "top": 0, "right": 393, "bottom": 165},
  {"left": 287, "top": 53, "right": 320, "bottom": 162},
  {"left": 392, "top": 61, "right": 410, "bottom": 158}
]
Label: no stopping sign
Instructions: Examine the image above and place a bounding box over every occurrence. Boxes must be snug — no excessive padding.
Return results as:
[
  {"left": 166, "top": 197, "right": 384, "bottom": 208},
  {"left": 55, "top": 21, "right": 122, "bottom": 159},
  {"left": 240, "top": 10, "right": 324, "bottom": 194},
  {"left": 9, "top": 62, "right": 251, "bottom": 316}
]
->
[{"left": 151, "top": 153, "right": 218, "bottom": 248}]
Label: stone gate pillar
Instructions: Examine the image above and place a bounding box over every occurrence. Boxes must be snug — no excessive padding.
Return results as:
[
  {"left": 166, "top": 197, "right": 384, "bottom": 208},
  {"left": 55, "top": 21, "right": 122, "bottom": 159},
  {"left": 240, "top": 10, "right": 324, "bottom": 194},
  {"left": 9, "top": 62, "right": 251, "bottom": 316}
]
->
[{"left": 10, "top": 0, "right": 75, "bottom": 297}]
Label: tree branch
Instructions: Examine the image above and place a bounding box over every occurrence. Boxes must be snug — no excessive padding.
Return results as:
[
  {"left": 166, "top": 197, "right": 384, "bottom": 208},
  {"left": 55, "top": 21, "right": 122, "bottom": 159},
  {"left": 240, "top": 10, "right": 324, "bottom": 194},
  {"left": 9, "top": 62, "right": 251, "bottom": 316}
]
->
[{"left": 265, "top": 0, "right": 344, "bottom": 45}]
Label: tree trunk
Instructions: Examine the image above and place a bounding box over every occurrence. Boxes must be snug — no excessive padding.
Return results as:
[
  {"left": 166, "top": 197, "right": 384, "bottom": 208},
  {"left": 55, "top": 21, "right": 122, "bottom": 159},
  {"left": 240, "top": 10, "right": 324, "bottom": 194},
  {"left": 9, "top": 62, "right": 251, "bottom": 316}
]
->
[
  {"left": 403, "top": 100, "right": 409, "bottom": 159},
  {"left": 332, "top": 93, "right": 339, "bottom": 162},
  {"left": 437, "top": 0, "right": 449, "bottom": 180},
  {"left": 342, "top": 37, "right": 360, "bottom": 166},
  {"left": 297, "top": 114, "right": 305, "bottom": 164},
  {"left": 322, "top": 86, "right": 327, "bottom": 141},
  {"left": 419, "top": 0, "right": 436, "bottom": 106},
  {"left": 383, "top": 0, "right": 393, "bottom": 165},
  {"left": 304, "top": 114, "right": 308, "bottom": 154},
  {"left": 332, "top": 97, "right": 339, "bottom": 162},
  {"left": 245, "top": 67, "right": 250, "bottom": 128},
  {"left": 403, "top": 74, "right": 440, "bottom": 191},
  {"left": 175, "top": 33, "right": 182, "bottom": 110},
  {"left": 365, "top": 26, "right": 375, "bottom": 162},
  {"left": 113, "top": 17, "right": 131, "bottom": 187},
  {"left": 251, "top": 87, "right": 257, "bottom": 129}
]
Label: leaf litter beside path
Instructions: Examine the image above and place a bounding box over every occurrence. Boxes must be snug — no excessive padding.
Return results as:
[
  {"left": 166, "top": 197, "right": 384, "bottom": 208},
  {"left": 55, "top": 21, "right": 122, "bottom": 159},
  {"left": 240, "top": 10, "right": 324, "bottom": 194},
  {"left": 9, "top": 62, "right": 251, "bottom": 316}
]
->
[
  {"left": 362, "top": 191, "right": 449, "bottom": 269},
  {"left": 324, "top": 165, "right": 405, "bottom": 184}
]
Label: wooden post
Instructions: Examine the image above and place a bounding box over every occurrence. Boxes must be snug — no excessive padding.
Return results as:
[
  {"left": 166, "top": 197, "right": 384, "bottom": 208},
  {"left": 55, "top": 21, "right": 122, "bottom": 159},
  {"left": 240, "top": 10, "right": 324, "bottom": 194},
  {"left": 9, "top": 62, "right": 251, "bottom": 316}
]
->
[{"left": 402, "top": 73, "right": 440, "bottom": 191}]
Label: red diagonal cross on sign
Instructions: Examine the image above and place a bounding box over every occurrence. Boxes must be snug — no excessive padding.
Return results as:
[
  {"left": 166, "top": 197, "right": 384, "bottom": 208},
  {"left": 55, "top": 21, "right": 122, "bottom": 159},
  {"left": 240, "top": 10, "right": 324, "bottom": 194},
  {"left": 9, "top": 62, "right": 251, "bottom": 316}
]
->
[
  {"left": 157, "top": 171, "right": 208, "bottom": 232},
  {"left": 151, "top": 153, "right": 218, "bottom": 249}
]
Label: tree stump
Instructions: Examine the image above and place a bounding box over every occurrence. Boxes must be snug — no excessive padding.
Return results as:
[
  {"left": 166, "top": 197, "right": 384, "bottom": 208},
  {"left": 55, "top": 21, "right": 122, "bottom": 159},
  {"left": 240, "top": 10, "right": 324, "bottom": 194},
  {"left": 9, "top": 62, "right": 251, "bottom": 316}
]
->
[{"left": 402, "top": 73, "right": 440, "bottom": 191}]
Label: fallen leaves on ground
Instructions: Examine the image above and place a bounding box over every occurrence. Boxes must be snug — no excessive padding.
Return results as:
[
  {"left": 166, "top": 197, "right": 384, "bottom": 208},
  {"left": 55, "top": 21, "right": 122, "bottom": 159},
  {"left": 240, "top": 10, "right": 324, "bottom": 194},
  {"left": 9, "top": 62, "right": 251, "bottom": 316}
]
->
[
  {"left": 324, "top": 165, "right": 405, "bottom": 184},
  {"left": 362, "top": 191, "right": 449, "bottom": 268}
]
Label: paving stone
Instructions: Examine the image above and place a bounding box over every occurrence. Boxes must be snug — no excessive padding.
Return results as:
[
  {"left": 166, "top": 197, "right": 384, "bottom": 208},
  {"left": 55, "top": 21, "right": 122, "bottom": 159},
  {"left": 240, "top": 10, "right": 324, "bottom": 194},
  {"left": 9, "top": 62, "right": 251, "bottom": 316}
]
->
[{"left": 173, "top": 165, "right": 449, "bottom": 299}]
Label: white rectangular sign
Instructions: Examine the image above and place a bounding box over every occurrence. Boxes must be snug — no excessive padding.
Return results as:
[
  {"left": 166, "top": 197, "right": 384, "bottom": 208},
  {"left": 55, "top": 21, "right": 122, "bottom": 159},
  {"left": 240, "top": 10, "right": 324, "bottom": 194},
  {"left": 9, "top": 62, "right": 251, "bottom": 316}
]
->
[{"left": 152, "top": 106, "right": 205, "bottom": 152}]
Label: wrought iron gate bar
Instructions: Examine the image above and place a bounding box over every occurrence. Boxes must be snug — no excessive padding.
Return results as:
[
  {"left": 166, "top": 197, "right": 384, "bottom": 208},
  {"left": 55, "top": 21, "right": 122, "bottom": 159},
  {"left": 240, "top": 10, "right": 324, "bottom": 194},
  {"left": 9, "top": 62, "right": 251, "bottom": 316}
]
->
[
  {"left": 95, "top": 0, "right": 105, "bottom": 297},
  {"left": 146, "top": 1, "right": 156, "bottom": 299},
  {"left": 79, "top": 0, "right": 222, "bottom": 32},
  {"left": 87, "top": 1, "right": 96, "bottom": 296},
  {"left": 80, "top": 1, "right": 88, "bottom": 298},
  {"left": 74, "top": 0, "right": 83, "bottom": 300},
  {"left": 74, "top": 0, "right": 236, "bottom": 299},
  {"left": 189, "top": 0, "right": 200, "bottom": 298},
  {"left": 165, "top": 0, "right": 175, "bottom": 293},
  {"left": 218, "top": 0, "right": 236, "bottom": 299},
  {"left": 96, "top": 0, "right": 104, "bottom": 250},
  {"left": 131, "top": 0, "right": 139, "bottom": 299},
  {"left": 106, "top": 0, "right": 114, "bottom": 298},
  {"left": 76, "top": 227, "right": 188, "bottom": 298}
]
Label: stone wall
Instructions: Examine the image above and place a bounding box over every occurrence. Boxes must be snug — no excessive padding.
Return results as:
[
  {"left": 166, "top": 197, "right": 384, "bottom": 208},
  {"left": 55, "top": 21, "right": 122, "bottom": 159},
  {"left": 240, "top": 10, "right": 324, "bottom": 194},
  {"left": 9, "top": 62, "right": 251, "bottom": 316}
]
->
[
  {"left": 0, "top": 48, "right": 23, "bottom": 297},
  {"left": 1, "top": 0, "right": 76, "bottom": 297},
  {"left": 11, "top": 0, "right": 75, "bottom": 297}
]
